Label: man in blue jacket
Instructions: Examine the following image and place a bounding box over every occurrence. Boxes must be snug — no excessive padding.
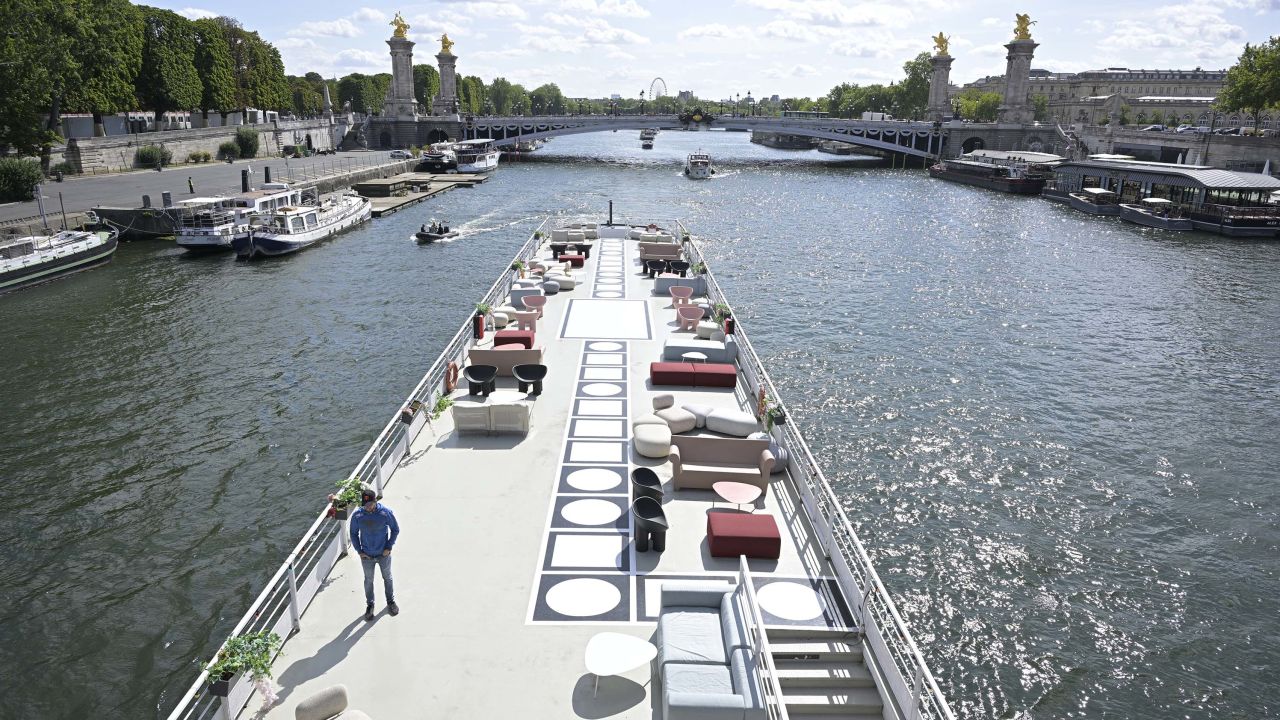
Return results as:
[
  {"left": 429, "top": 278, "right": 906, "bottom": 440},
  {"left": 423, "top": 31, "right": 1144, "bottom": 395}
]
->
[{"left": 350, "top": 486, "right": 400, "bottom": 621}]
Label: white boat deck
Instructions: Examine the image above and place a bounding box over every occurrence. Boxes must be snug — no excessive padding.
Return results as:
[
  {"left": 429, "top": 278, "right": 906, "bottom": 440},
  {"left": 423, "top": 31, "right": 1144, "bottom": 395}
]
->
[{"left": 248, "top": 227, "right": 853, "bottom": 718}]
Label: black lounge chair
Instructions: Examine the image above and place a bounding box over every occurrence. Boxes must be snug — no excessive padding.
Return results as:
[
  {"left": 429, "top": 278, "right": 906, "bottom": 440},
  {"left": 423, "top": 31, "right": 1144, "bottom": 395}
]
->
[
  {"left": 632, "top": 496, "right": 668, "bottom": 552},
  {"left": 631, "top": 467, "right": 663, "bottom": 500},
  {"left": 645, "top": 259, "right": 666, "bottom": 279},
  {"left": 550, "top": 242, "right": 568, "bottom": 259},
  {"left": 669, "top": 260, "right": 690, "bottom": 277},
  {"left": 512, "top": 363, "right": 548, "bottom": 396},
  {"left": 463, "top": 364, "right": 498, "bottom": 397}
]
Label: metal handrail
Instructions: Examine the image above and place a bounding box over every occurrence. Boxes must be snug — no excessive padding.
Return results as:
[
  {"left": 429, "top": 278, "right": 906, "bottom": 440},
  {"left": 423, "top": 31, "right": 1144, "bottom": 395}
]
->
[
  {"left": 163, "top": 221, "right": 549, "bottom": 720},
  {"left": 678, "top": 221, "right": 956, "bottom": 720},
  {"left": 739, "top": 557, "right": 790, "bottom": 720}
]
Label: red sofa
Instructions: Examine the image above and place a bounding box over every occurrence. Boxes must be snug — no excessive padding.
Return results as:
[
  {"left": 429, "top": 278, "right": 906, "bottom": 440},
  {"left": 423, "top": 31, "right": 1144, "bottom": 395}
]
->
[
  {"left": 707, "top": 512, "right": 781, "bottom": 559},
  {"left": 494, "top": 330, "right": 536, "bottom": 349},
  {"left": 649, "top": 362, "right": 737, "bottom": 388}
]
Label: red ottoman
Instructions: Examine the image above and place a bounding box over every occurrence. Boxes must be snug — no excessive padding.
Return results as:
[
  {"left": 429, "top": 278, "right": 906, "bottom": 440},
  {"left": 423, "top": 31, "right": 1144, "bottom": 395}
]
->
[
  {"left": 650, "top": 362, "right": 696, "bottom": 386},
  {"left": 693, "top": 363, "right": 737, "bottom": 388},
  {"left": 494, "top": 330, "right": 535, "bottom": 349},
  {"left": 707, "top": 512, "right": 781, "bottom": 559},
  {"left": 560, "top": 253, "right": 586, "bottom": 267}
]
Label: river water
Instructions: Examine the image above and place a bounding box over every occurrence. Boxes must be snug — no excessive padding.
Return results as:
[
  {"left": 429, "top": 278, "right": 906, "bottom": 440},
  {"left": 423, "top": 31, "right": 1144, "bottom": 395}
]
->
[{"left": 1, "top": 130, "right": 1276, "bottom": 719}]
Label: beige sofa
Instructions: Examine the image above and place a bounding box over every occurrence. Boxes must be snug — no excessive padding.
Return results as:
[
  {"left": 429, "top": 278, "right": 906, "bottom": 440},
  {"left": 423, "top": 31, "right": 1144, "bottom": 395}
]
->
[
  {"left": 669, "top": 435, "right": 774, "bottom": 494},
  {"left": 640, "top": 242, "right": 682, "bottom": 262},
  {"left": 468, "top": 346, "right": 543, "bottom": 376}
]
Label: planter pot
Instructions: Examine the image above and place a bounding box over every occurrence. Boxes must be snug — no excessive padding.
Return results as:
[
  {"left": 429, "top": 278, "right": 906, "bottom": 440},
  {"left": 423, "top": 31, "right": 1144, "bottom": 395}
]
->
[
  {"left": 208, "top": 671, "right": 238, "bottom": 697},
  {"left": 332, "top": 506, "right": 349, "bottom": 521},
  {"left": 770, "top": 410, "right": 786, "bottom": 426},
  {"left": 723, "top": 316, "right": 735, "bottom": 335},
  {"left": 472, "top": 313, "right": 486, "bottom": 340}
]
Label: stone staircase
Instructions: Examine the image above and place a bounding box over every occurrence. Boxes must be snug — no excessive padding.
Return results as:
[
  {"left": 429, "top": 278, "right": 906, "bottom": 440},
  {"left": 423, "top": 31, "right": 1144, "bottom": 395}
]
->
[{"left": 768, "top": 627, "right": 885, "bottom": 719}]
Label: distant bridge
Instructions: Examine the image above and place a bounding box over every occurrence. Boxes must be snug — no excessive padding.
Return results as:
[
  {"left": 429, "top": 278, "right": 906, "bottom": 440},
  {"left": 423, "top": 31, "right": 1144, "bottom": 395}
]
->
[{"left": 459, "top": 114, "right": 948, "bottom": 159}]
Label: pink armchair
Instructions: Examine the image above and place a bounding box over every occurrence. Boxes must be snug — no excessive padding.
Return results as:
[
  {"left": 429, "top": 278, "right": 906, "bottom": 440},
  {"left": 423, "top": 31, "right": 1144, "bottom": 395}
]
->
[
  {"left": 668, "top": 285, "right": 694, "bottom": 308},
  {"left": 676, "top": 306, "right": 704, "bottom": 332}
]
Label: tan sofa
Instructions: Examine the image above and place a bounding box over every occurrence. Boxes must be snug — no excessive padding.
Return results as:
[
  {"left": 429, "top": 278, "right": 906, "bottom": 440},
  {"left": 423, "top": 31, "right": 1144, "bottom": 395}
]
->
[
  {"left": 669, "top": 435, "right": 774, "bottom": 494},
  {"left": 639, "top": 242, "right": 682, "bottom": 262},
  {"left": 468, "top": 346, "right": 543, "bottom": 376}
]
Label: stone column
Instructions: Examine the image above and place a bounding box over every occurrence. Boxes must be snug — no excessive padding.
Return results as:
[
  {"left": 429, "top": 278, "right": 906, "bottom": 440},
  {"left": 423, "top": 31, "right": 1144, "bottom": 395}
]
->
[
  {"left": 928, "top": 54, "right": 954, "bottom": 122},
  {"left": 383, "top": 36, "right": 418, "bottom": 119},
  {"left": 997, "top": 39, "right": 1038, "bottom": 124},
  {"left": 433, "top": 52, "right": 459, "bottom": 117},
  {"left": 322, "top": 81, "right": 334, "bottom": 120}
]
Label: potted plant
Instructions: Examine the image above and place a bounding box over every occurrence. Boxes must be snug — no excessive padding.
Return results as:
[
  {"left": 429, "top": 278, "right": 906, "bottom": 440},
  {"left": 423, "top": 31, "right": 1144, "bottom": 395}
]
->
[
  {"left": 690, "top": 262, "right": 707, "bottom": 275},
  {"left": 713, "top": 303, "right": 735, "bottom": 334},
  {"left": 207, "top": 629, "right": 281, "bottom": 697},
  {"left": 511, "top": 259, "right": 526, "bottom": 279},
  {"left": 765, "top": 403, "right": 787, "bottom": 431},
  {"left": 473, "top": 302, "right": 491, "bottom": 339},
  {"left": 400, "top": 399, "right": 424, "bottom": 425},
  {"left": 432, "top": 395, "right": 453, "bottom": 419},
  {"left": 533, "top": 230, "right": 545, "bottom": 240},
  {"left": 327, "top": 475, "right": 362, "bottom": 520}
]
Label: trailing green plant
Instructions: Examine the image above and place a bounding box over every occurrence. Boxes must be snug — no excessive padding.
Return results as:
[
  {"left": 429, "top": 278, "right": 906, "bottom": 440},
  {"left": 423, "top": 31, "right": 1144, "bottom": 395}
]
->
[
  {"left": 532, "top": 230, "right": 545, "bottom": 239},
  {"left": 510, "top": 259, "right": 526, "bottom": 271},
  {"left": 332, "top": 475, "right": 362, "bottom": 507},
  {"left": 681, "top": 232, "right": 691, "bottom": 242},
  {"left": 234, "top": 127, "right": 260, "bottom": 159},
  {"left": 0, "top": 157, "right": 43, "bottom": 202},
  {"left": 432, "top": 395, "right": 453, "bottom": 419},
  {"left": 764, "top": 402, "right": 786, "bottom": 431},
  {"left": 217, "top": 141, "right": 240, "bottom": 161},
  {"left": 134, "top": 144, "right": 172, "bottom": 168},
  {"left": 690, "top": 262, "right": 707, "bottom": 275},
  {"left": 208, "top": 630, "right": 281, "bottom": 683},
  {"left": 713, "top": 303, "right": 732, "bottom": 322},
  {"left": 475, "top": 302, "right": 492, "bottom": 315}
]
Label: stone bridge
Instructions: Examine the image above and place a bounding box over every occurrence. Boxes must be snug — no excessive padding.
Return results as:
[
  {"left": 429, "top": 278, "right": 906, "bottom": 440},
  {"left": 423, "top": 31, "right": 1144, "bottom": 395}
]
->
[{"left": 380, "top": 113, "right": 1063, "bottom": 164}]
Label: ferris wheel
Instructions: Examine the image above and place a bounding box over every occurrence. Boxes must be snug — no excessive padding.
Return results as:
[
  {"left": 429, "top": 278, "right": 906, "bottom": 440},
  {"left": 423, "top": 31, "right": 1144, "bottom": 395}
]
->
[{"left": 649, "top": 77, "right": 667, "bottom": 99}]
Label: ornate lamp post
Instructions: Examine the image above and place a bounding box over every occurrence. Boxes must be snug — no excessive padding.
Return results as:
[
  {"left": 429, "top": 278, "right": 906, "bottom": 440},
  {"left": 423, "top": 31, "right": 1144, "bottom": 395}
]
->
[
  {"left": 640, "top": 90, "right": 646, "bottom": 115},
  {"left": 747, "top": 91, "right": 754, "bottom": 117}
]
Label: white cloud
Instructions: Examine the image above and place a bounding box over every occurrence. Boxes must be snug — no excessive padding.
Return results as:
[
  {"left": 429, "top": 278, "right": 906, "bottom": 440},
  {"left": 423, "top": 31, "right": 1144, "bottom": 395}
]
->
[
  {"left": 759, "top": 20, "right": 819, "bottom": 40},
  {"left": 1098, "top": 4, "right": 1245, "bottom": 66},
  {"left": 334, "top": 48, "right": 386, "bottom": 66},
  {"left": 980, "top": 17, "right": 1000, "bottom": 27},
  {"left": 540, "top": 15, "right": 649, "bottom": 44},
  {"left": 740, "top": 0, "right": 908, "bottom": 28},
  {"left": 678, "top": 23, "right": 742, "bottom": 40},
  {"left": 275, "top": 38, "right": 318, "bottom": 49},
  {"left": 351, "top": 7, "right": 387, "bottom": 23},
  {"left": 554, "top": 0, "right": 651, "bottom": 17},
  {"left": 177, "top": 7, "right": 217, "bottom": 19},
  {"left": 290, "top": 19, "right": 361, "bottom": 38}
]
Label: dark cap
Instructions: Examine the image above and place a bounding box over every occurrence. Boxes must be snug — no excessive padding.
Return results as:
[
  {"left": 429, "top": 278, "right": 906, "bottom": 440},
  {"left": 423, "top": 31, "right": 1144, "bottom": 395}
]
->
[{"left": 360, "top": 484, "right": 377, "bottom": 504}]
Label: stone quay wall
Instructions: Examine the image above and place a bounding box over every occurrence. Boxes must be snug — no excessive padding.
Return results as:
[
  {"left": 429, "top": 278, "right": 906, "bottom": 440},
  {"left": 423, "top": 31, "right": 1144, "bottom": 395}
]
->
[{"left": 67, "top": 120, "right": 340, "bottom": 174}]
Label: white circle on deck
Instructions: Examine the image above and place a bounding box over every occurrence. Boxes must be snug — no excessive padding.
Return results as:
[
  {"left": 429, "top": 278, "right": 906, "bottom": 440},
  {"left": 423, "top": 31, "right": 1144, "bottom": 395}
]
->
[
  {"left": 561, "top": 499, "right": 623, "bottom": 526},
  {"left": 546, "top": 578, "right": 621, "bottom": 617},
  {"left": 582, "top": 382, "right": 623, "bottom": 397},
  {"left": 596, "top": 281, "right": 622, "bottom": 287},
  {"left": 601, "top": 251, "right": 623, "bottom": 257},
  {"left": 597, "top": 272, "right": 623, "bottom": 278},
  {"left": 595, "top": 291, "right": 623, "bottom": 298},
  {"left": 566, "top": 467, "right": 622, "bottom": 491},
  {"left": 588, "top": 341, "right": 624, "bottom": 351},
  {"left": 756, "top": 582, "right": 824, "bottom": 621}
]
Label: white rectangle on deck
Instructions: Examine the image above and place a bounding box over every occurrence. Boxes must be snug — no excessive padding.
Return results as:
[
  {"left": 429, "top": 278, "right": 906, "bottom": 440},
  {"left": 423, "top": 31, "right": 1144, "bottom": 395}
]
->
[{"left": 560, "top": 299, "right": 651, "bottom": 340}]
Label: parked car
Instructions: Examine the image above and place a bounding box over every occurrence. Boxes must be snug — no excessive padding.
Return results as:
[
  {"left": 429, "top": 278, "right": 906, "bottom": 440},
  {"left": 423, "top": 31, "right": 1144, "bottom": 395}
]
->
[
  {"left": 1139, "top": 124, "right": 1167, "bottom": 132},
  {"left": 389, "top": 149, "right": 413, "bottom": 159},
  {"left": 1214, "top": 127, "right": 1244, "bottom": 135},
  {"left": 1174, "top": 124, "right": 1193, "bottom": 133}
]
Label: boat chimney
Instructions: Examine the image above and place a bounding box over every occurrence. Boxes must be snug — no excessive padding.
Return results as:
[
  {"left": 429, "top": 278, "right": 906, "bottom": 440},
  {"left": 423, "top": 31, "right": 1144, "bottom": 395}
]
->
[
  {"left": 141, "top": 194, "right": 151, "bottom": 208},
  {"left": 241, "top": 169, "right": 250, "bottom": 193},
  {"left": 264, "top": 166, "right": 272, "bottom": 184},
  {"left": 608, "top": 200, "right": 613, "bottom": 226},
  {"left": 161, "top": 191, "right": 172, "bottom": 208}
]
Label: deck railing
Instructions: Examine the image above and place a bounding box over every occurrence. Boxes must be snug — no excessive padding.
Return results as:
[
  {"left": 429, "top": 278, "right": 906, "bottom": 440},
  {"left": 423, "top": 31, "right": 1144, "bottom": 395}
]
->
[
  {"left": 738, "top": 557, "right": 791, "bottom": 720},
  {"left": 678, "top": 222, "right": 956, "bottom": 720},
  {"left": 163, "top": 221, "right": 549, "bottom": 720}
]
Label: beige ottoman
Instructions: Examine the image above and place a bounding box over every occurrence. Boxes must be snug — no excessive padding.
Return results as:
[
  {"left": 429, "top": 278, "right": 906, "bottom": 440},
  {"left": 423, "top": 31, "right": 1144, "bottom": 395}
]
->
[{"left": 632, "top": 414, "right": 672, "bottom": 458}]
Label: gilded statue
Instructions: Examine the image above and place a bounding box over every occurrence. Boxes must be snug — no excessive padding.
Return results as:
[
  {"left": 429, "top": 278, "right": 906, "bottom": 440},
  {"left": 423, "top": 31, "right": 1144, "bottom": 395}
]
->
[
  {"left": 932, "top": 32, "right": 949, "bottom": 56},
  {"left": 390, "top": 12, "right": 409, "bottom": 39},
  {"left": 1013, "top": 13, "right": 1035, "bottom": 41},
  {"left": 440, "top": 33, "right": 455, "bottom": 55}
]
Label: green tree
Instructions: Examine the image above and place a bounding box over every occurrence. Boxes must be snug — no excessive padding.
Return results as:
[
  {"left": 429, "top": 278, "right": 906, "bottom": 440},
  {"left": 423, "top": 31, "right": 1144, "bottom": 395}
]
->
[
  {"left": 1218, "top": 37, "right": 1280, "bottom": 130},
  {"left": 897, "top": 52, "right": 931, "bottom": 119},
  {"left": 0, "top": 0, "right": 60, "bottom": 154},
  {"left": 192, "top": 18, "right": 237, "bottom": 124},
  {"left": 488, "top": 77, "right": 516, "bottom": 113},
  {"left": 135, "top": 7, "right": 202, "bottom": 122},
  {"left": 1032, "top": 93, "right": 1048, "bottom": 122},
  {"left": 412, "top": 64, "right": 440, "bottom": 108},
  {"left": 289, "top": 76, "right": 322, "bottom": 117},
  {"left": 219, "top": 19, "right": 289, "bottom": 118},
  {"left": 955, "top": 88, "right": 1001, "bottom": 122},
  {"left": 62, "top": 0, "right": 145, "bottom": 137},
  {"left": 530, "top": 83, "right": 565, "bottom": 115}
]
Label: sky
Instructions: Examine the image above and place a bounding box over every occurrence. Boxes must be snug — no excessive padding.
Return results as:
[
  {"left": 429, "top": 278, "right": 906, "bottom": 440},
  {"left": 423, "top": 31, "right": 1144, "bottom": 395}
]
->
[{"left": 159, "top": 0, "right": 1279, "bottom": 100}]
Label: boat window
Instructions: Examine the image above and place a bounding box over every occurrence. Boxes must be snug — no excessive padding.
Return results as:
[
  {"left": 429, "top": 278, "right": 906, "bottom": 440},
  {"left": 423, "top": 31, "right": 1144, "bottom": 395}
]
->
[
  {"left": 305, "top": 213, "right": 318, "bottom": 228},
  {"left": 290, "top": 216, "right": 305, "bottom": 233}
]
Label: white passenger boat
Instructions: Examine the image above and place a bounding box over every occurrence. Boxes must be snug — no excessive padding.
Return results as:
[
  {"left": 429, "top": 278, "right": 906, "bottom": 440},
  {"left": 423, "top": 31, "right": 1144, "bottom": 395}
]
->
[
  {"left": 1067, "top": 187, "right": 1121, "bottom": 216},
  {"left": 685, "top": 151, "right": 714, "bottom": 179},
  {"left": 453, "top": 138, "right": 500, "bottom": 173},
  {"left": 165, "top": 214, "right": 956, "bottom": 720},
  {"left": 0, "top": 224, "right": 119, "bottom": 293},
  {"left": 175, "top": 185, "right": 304, "bottom": 252},
  {"left": 232, "top": 192, "right": 371, "bottom": 259},
  {"left": 1118, "top": 197, "right": 1193, "bottom": 230}
]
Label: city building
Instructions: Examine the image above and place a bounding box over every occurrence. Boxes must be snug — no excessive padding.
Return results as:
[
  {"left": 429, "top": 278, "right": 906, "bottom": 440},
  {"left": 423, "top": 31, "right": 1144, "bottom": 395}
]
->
[{"left": 677, "top": 90, "right": 694, "bottom": 103}]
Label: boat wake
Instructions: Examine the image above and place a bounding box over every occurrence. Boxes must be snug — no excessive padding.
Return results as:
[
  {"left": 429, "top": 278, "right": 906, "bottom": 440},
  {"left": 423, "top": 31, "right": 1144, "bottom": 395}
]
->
[{"left": 409, "top": 212, "right": 541, "bottom": 245}]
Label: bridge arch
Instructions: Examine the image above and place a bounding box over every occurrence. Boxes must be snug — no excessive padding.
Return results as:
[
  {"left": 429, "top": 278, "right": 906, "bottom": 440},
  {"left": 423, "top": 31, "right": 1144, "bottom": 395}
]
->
[{"left": 961, "top": 136, "right": 985, "bottom": 153}]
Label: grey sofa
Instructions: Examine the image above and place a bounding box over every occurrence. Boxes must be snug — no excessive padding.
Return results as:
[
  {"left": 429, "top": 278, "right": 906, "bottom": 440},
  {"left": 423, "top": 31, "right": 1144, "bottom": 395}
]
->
[
  {"left": 669, "top": 435, "right": 774, "bottom": 493},
  {"left": 657, "top": 582, "right": 765, "bottom": 720},
  {"left": 662, "top": 336, "right": 738, "bottom": 363}
]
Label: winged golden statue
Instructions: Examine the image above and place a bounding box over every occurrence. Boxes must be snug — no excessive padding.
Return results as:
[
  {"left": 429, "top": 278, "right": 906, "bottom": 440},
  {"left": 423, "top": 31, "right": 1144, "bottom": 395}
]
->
[
  {"left": 440, "top": 33, "right": 455, "bottom": 55},
  {"left": 932, "top": 32, "right": 949, "bottom": 56},
  {"left": 390, "top": 12, "right": 409, "bottom": 39},
  {"left": 1014, "top": 13, "right": 1035, "bottom": 41}
]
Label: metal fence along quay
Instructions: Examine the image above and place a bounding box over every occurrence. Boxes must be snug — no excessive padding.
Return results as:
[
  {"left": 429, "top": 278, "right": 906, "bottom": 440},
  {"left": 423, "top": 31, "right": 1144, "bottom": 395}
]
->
[{"left": 164, "top": 218, "right": 956, "bottom": 720}]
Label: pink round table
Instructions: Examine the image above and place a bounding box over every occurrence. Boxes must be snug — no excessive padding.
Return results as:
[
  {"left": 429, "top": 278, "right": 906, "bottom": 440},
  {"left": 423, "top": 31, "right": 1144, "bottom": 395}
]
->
[{"left": 712, "top": 481, "right": 763, "bottom": 512}]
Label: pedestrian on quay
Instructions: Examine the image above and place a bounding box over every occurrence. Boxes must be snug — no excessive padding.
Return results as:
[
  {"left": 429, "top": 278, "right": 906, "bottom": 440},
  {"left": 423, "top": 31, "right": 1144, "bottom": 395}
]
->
[
  {"left": 187, "top": 176, "right": 194, "bottom": 194},
  {"left": 350, "top": 485, "right": 399, "bottom": 621}
]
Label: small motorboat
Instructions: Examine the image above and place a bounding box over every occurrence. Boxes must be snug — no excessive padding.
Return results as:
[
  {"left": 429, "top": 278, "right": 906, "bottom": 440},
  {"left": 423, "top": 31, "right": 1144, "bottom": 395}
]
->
[{"left": 416, "top": 221, "right": 457, "bottom": 244}]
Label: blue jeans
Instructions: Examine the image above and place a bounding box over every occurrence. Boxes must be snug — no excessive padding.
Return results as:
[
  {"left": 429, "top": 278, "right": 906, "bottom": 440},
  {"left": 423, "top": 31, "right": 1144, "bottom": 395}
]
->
[{"left": 360, "top": 554, "right": 394, "bottom": 605}]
